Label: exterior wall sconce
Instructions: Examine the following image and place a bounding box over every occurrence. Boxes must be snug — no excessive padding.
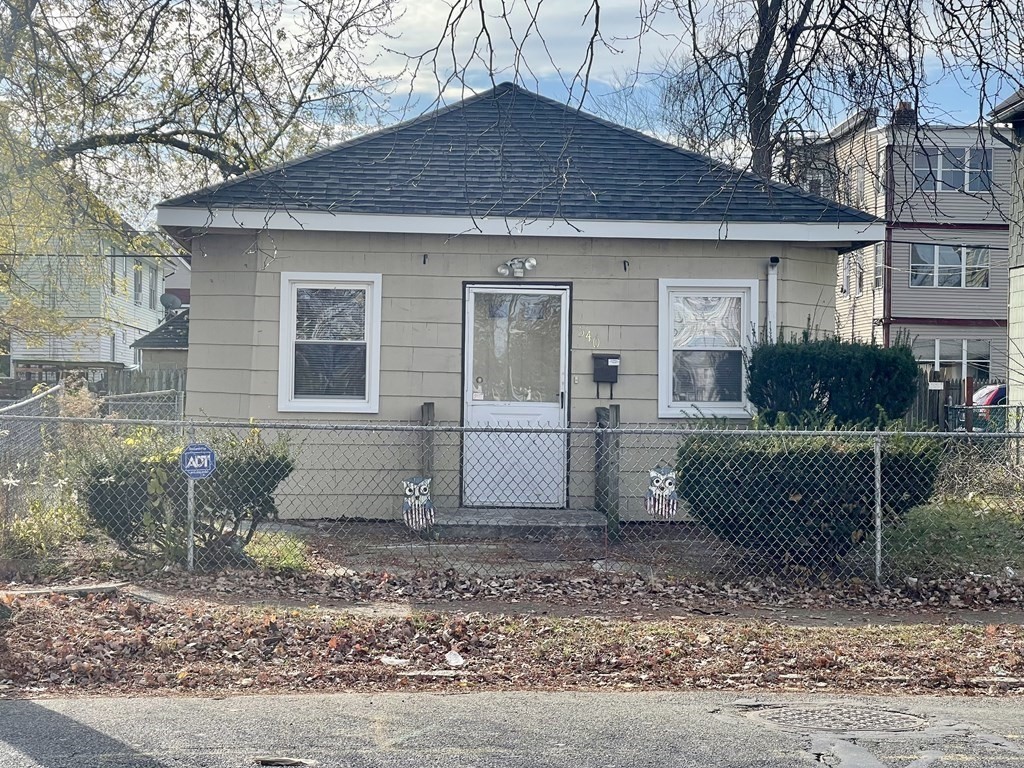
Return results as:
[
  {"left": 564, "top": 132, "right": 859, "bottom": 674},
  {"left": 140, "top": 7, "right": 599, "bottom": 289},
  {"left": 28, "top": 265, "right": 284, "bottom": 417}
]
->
[{"left": 497, "top": 256, "right": 537, "bottom": 278}]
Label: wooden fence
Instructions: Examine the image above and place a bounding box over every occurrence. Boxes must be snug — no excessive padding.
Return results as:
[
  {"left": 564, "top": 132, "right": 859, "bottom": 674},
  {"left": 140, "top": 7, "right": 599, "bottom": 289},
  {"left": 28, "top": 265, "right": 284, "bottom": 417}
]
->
[{"left": 106, "top": 367, "right": 186, "bottom": 395}]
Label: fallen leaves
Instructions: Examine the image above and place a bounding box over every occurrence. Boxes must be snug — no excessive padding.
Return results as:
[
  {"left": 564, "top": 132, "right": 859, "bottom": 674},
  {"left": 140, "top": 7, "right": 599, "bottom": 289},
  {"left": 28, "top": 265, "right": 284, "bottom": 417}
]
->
[{"left": 0, "top": 591, "right": 1022, "bottom": 699}]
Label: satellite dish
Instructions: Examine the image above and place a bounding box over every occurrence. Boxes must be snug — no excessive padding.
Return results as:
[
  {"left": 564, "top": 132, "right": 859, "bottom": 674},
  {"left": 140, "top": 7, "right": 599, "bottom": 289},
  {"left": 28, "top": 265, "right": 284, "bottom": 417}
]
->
[{"left": 160, "top": 293, "right": 183, "bottom": 311}]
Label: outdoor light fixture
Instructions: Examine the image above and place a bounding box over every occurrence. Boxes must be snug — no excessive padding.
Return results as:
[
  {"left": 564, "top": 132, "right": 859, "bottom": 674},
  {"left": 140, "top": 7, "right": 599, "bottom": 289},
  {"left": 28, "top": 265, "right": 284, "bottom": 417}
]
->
[{"left": 496, "top": 256, "right": 538, "bottom": 278}]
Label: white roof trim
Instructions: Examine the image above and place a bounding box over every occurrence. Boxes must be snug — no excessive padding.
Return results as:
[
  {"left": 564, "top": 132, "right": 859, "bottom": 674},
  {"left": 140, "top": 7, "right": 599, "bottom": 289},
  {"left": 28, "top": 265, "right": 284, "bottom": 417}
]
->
[{"left": 157, "top": 207, "right": 883, "bottom": 244}]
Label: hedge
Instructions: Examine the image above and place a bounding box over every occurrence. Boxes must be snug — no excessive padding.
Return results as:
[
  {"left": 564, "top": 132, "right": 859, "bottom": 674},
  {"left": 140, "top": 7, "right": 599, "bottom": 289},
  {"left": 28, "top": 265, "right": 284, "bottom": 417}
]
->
[
  {"left": 747, "top": 337, "right": 920, "bottom": 427},
  {"left": 78, "top": 428, "right": 293, "bottom": 567},
  {"left": 676, "top": 433, "right": 942, "bottom": 565}
]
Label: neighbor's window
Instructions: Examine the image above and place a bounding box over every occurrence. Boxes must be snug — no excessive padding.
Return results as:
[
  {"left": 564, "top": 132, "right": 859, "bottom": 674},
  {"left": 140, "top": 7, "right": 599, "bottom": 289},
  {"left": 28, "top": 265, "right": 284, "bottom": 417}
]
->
[
  {"left": 148, "top": 266, "right": 158, "bottom": 310},
  {"left": 873, "top": 244, "right": 884, "bottom": 290},
  {"left": 133, "top": 259, "right": 143, "bottom": 305},
  {"left": 875, "top": 147, "right": 887, "bottom": 194},
  {"left": 278, "top": 272, "right": 382, "bottom": 413},
  {"left": 914, "top": 338, "right": 991, "bottom": 380},
  {"left": 913, "top": 147, "right": 993, "bottom": 193},
  {"left": 659, "top": 279, "right": 757, "bottom": 418},
  {"left": 909, "top": 244, "right": 989, "bottom": 288}
]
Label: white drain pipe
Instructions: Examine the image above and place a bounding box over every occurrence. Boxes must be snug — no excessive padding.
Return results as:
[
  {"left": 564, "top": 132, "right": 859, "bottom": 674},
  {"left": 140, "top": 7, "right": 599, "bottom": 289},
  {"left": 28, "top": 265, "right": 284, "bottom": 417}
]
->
[{"left": 766, "top": 256, "right": 780, "bottom": 341}]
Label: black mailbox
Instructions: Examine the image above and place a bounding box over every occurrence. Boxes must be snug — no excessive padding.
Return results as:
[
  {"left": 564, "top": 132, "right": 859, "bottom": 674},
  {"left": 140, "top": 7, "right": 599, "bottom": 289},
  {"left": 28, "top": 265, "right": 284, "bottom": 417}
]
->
[{"left": 592, "top": 353, "right": 621, "bottom": 383}]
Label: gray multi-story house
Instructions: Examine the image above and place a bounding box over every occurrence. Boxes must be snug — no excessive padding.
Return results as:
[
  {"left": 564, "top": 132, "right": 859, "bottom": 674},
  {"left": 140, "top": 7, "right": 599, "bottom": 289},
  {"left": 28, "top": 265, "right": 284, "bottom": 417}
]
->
[{"left": 801, "top": 106, "right": 1013, "bottom": 382}]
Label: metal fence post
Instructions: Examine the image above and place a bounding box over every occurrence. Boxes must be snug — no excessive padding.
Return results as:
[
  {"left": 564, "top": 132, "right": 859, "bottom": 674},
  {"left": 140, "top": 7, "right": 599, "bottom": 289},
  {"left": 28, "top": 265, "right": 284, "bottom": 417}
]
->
[
  {"left": 873, "top": 428, "right": 883, "bottom": 588},
  {"left": 595, "top": 405, "right": 621, "bottom": 542},
  {"left": 186, "top": 423, "right": 196, "bottom": 572}
]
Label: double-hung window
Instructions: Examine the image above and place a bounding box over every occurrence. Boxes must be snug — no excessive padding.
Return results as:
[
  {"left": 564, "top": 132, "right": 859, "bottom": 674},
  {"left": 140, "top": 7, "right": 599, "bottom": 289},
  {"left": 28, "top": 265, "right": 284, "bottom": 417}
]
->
[
  {"left": 278, "top": 272, "right": 382, "bottom": 413},
  {"left": 910, "top": 244, "right": 989, "bottom": 288},
  {"left": 658, "top": 279, "right": 757, "bottom": 418},
  {"left": 133, "top": 259, "right": 143, "bottom": 305},
  {"left": 913, "top": 339, "right": 991, "bottom": 380},
  {"left": 148, "top": 266, "right": 159, "bottom": 310},
  {"left": 913, "top": 147, "right": 993, "bottom": 193}
]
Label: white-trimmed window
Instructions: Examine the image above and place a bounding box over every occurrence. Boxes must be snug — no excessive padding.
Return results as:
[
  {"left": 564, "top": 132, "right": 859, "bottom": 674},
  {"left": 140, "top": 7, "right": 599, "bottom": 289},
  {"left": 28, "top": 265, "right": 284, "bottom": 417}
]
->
[
  {"left": 148, "top": 265, "right": 159, "bottom": 310},
  {"left": 658, "top": 279, "right": 757, "bottom": 418},
  {"left": 875, "top": 147, "right": 887, "bottom": 194},
  {"left": 873, "top": 244, "right": 884, "bottom": 290},
  {"left": 910, "top": 244, "right": 990, "bottom": 288},
  {"left": 913, "top": 147, "right": 992, "bottom": 193},
  {"left": 841, "top": 254, "right": 865, "bottom": 297},
  {"left": 912, "top": 338, "right": 991, "bottom": 380},
  {"left": 133, "top": 259, "right": 143, "bottom": 305},
  {"left": 278, "top": 272, "right": 382, "bottom": 413}
]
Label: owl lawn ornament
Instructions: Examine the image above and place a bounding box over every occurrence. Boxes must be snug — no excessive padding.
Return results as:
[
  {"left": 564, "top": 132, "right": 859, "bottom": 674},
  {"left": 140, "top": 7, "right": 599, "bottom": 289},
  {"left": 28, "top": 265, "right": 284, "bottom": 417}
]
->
[
  {"left": 402, "top": 476, "right": 435, "bottom": 531},
  {"left": 645, "top": 467, "right": 678, "bottom": 518}
]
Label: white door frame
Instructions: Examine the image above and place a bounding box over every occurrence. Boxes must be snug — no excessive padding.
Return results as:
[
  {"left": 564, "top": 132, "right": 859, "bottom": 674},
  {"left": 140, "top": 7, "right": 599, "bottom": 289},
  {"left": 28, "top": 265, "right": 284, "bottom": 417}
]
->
[{"left": 462, "top": 284, "right": 571, "bottom": 508}]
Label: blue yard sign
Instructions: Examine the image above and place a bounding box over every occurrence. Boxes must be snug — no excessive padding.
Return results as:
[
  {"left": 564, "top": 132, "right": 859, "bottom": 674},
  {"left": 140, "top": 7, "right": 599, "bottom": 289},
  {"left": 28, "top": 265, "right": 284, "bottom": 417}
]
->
[{"left": 180, "top": 443, "right": 216, "bottom": 480}]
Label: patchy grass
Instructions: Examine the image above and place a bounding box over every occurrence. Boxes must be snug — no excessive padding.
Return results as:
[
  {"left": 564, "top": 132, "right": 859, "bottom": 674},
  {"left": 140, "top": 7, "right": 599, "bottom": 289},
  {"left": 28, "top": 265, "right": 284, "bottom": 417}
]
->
[
  {"left": 245, "top": 532, "right": 310, "bottom": 573},
  {"left": 885, "top": 501, "right": 1024, "bottom": 579},
  {"left": 0, "top": 592, "right": 1021, "bottom": 697}
]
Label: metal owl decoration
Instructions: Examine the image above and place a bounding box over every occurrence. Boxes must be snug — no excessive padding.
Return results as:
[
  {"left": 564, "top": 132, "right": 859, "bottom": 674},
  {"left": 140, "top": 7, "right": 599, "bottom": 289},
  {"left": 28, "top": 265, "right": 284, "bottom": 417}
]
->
[
  {"left": 645, "top": 467, "right": 679, "bottom": 518},
  {"left": 402, "top": 476, "right": 435, "bottom": 531}
]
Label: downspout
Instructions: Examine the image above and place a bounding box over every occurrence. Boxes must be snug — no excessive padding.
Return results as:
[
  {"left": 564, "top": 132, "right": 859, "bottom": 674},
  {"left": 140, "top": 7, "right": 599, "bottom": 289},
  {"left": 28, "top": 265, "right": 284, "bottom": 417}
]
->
[{"left": 767, "top": 256, "right": 780, "bottom": 341}]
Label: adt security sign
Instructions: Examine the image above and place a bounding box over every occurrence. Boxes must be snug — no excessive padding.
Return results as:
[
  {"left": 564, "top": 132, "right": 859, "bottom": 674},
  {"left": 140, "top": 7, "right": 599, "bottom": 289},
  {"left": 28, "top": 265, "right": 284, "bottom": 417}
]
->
[{"left": 180, "top": 443, "right": 216, "bottom": 480}]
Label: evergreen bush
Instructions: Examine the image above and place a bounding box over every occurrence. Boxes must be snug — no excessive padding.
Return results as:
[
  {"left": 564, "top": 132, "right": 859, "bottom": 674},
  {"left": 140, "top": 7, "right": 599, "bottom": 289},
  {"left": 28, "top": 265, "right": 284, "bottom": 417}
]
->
[
  {"left": 747, "top": 336, "right": 920, "bottom": 426},
  {"left": 676, "top": 432, "right": 942, "bottom": 565}
]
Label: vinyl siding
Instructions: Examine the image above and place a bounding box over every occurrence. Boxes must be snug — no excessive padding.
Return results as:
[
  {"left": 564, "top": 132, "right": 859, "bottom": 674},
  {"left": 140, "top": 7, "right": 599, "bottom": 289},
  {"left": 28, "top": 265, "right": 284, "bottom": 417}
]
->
[
  {"left": 6, "top": 252, "right": 166, "bottom": 368},
  {"left": 824, "top": 125, "right": 1012, "bottom": 352},
  {"left": 185, "top": 230, "right": 845, "bottom": 521},
  {"left": 835, "top": 244, "right": 885, "bottom": 343},
  {"left": 1009, "top": 268, "right": 1024, "bottom": 401},
  {"left": 185, "top": 231, "right": 840, "bottom": 425},
  {"left": 888, "top": 228, "right": 1009, "bottom": 321},
  {"left": 894, "top": 322, "right": 1008, "bottom": 380},
  {"left": 888, "top": 127, "right": 1012, "bottom": 225}
]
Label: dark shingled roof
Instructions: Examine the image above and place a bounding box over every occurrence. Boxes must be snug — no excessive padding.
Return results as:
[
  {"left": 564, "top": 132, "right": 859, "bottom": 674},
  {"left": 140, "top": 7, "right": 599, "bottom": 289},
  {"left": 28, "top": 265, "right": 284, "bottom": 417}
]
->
[
  {"left": 993, "top": 88, "right": 1024, "bottom": 122},
  {"left": 132, "top": 310, "right": 189, "bottom": 350},
  {"left": 160, "top": 83, "right": 875, "bottom": 225}
]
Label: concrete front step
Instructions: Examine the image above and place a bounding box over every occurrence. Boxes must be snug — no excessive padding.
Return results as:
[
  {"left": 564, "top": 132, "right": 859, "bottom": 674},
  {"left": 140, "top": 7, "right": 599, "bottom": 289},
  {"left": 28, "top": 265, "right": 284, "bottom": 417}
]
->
[{"left": 435, "top": 507, "right": 607, "bottom": 539}]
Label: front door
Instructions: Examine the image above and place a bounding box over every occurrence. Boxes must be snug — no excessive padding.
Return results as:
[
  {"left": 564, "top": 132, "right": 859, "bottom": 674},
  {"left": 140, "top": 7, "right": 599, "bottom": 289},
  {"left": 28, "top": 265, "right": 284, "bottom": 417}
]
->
[{"left": 463, "top": 285, "right": 569, "bottom": 507}]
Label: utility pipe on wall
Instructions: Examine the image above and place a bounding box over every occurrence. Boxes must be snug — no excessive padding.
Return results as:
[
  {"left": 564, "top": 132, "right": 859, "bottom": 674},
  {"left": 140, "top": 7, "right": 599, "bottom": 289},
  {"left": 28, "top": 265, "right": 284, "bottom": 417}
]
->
[{"left": 766, "top": 256, "right": 780, "bottom": 341}]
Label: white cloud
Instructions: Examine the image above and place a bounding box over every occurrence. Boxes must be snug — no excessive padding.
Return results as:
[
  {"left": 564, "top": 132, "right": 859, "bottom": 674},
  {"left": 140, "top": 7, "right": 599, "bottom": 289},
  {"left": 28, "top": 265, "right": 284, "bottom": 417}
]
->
[{"left": 371, "top": 0, "right": 686, "bottom": 115}]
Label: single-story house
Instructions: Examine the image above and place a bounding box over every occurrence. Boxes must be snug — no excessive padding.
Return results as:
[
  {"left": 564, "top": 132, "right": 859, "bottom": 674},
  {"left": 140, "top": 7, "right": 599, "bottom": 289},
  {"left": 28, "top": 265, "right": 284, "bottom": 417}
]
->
[
  {"left": 156, "top": 82, "right": 882, "bottom": 517},
  {"left": 130, "top": 308, "right": 189, "bottom": 371}
]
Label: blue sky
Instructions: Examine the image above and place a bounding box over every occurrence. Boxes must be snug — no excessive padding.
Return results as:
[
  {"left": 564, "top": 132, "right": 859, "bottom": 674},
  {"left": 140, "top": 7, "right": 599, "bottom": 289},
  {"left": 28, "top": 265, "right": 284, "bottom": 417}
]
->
[{"left": 375, "top": 0, "right": 1019, "bottom": 131}]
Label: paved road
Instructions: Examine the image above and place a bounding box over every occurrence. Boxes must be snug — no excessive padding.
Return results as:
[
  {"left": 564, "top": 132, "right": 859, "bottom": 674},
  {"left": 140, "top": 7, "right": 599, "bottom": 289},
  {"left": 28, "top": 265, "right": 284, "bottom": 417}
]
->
[{"left": 0, "top": 691, "right": 1022, "bottom": 767}]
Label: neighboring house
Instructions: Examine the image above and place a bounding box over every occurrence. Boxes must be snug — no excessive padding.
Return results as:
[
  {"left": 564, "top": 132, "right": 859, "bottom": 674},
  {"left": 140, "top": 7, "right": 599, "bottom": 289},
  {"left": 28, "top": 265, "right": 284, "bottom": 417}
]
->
[
  {"left": 6, "top": 235, "right": 173, "bottom": 391},
  {"left": 993, "top": 89, "right": 1024, "bottom": 403},
  {"left": 131, "top": 308, "right": 189, "bottom": 370},
  {"left": 799, "top": 106, "right": 1013, "bottom": 382},
  {"left": 157, "top": 82, "right": 881, "bottom": 514},
  {"left": 163, "top": 256, "right": 191, "bottom": 308}
]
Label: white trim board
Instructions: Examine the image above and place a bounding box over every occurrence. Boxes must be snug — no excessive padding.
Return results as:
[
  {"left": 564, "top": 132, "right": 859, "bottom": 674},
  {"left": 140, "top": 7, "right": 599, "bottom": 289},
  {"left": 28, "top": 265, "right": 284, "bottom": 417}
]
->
[
  {"left": 158, "top": 207, "right": 884, "bottom": 244},
  {"left": 277, "top": 271, "right": 382, "bottom": 414}
]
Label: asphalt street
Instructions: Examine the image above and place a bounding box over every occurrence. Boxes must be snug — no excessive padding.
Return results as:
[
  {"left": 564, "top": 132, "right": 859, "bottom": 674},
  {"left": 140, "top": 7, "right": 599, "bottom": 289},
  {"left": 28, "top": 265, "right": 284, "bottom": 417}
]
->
[{"left": 0, "top": 691, "right": 1022, "bottom": 767}]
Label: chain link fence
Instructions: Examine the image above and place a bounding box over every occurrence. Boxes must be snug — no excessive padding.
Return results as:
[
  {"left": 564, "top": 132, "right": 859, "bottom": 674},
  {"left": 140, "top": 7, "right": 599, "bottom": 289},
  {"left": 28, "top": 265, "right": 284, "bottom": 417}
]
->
[
  {"left": 0, "top": 412, "right": 1022, "bottom": 588},
  {"left": 98, "top": 390, "right": 184, "bottom": 421},
  {"left": 0, "top": 385, "right": 64, "bottom": 557}
]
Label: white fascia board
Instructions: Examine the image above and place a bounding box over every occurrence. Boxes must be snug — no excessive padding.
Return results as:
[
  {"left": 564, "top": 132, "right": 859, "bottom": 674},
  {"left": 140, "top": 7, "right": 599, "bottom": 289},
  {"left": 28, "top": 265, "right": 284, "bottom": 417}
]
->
[{"left": 157, "top": 206, "right": 884, "bottom": 244}]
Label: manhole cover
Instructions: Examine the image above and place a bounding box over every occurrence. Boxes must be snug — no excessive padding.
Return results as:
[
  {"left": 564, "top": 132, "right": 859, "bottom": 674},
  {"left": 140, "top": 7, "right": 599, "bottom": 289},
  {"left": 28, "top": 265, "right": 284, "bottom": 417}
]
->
[{"left": 754, "top": 705, "right": 927, "bottom": 733}]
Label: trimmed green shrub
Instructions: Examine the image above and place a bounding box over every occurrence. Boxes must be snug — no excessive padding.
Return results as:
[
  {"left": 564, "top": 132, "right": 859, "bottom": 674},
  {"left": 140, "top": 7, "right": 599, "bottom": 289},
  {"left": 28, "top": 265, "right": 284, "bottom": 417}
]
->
[
  {"left": 747, "top": 337, "right": 920, "bottom": 427},
  {"left": 78, "top": 426, "right": 293, "bottom": 567},
  {"left": 676, "top": 433, "right": 942, "bottom": 565}
]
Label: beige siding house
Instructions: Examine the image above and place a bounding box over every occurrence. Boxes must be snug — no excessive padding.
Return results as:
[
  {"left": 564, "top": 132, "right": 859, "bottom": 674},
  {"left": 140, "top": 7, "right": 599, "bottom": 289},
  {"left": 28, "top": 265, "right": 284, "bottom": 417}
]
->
[
  {"left": 802, "top": 108, "right": 1012, "bottom": 382},
  {"left": 157, "top": 83, "right": 881, "bottom": 517},
  {"left": 993, "top": 90, "right": 1024, "bottom": 405}
]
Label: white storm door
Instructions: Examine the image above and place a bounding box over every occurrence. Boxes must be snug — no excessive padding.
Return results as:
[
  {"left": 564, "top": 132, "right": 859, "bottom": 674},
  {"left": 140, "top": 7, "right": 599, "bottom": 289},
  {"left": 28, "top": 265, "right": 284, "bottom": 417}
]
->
[{"left": 463, "top": 286, "right": 569, "bottom": 507}]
